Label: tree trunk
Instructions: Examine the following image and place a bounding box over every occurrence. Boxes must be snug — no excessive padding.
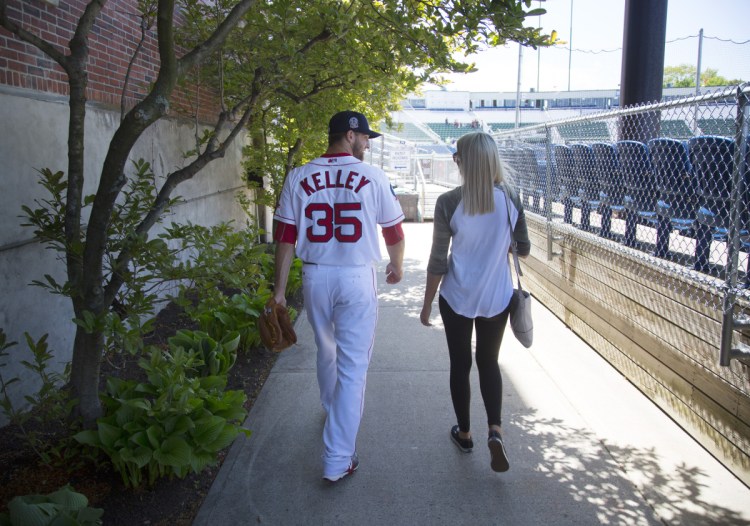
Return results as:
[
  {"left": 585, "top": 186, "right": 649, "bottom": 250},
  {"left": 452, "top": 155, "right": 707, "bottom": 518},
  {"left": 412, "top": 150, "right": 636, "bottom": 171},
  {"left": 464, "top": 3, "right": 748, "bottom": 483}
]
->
[{"left": 69, "top": 325, "right": 104, "bottom": 424}]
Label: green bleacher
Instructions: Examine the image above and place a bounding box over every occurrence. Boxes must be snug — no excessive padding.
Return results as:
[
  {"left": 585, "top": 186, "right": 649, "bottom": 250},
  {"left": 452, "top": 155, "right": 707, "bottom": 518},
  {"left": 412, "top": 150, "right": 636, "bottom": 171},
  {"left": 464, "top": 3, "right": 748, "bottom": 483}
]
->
[
  {"left": 660, "top": 119, "right": 693, "bottom": 139},
  {"left": 427, "top": 123, "right": 480, "bottom": 141},
  {"left": 380, "top": 122, "right": 434, "bottom": 142},
  {"left": 698, "top": 118, "right": 735, "bottom": 137},
  {"left": 557, "top": 121, "right": 610, "bottom": 141},
  {"left": 489, "top": 123, "right": 533, "bottom": 132}
]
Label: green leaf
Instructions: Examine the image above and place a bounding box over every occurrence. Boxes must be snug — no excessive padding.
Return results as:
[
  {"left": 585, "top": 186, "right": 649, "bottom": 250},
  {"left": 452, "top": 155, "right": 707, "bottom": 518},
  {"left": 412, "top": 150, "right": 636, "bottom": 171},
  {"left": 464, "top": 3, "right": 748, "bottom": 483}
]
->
[
  {"left": 129, "top": 430, "right": 150, "bottom": 449},
  {"left": 8, "top": 497, "right": 56, "bottom": 526},
  {"left": 97, "top": 421, "right": 123, "bottom": 449},
  {"left": 120, "top": 446, "right": 152, "bottom": 469},
  {"left": 169, "top": 415, "right": 195, "bottom": 435},
  {"left": 201, "top": 424, "right": 240, "bottom": 453},
  {"left": 153, "top": 436, "right": 192, "bottom": 468},
  {"left": 213, "top": 311, "right": 233, "bottom": 326},
  {"left": 189, "top": 451, "right": 217, "bottom": 474},
  {"left": 74, "top": 506, "right": 105, "bottom": 523},
  {"left": 199, "top": 375, "right": 227, "bottom": 391},
  {"left": 146, "top": 425, "right": 164, "bottom": 450},
  {"left": 221, "top": 332, "right": 241, "bottom": 352},
  {"left": 73, "top": 430, "right": 101, "bottom": 447},
  {"left": 46, "top": 486, "right": 88, "bottom": 511},
  {"left": 525, "top": 8, "right": 546, "bottom": 17},
  {"left": 191, "top": 415, "right": 226, "bottom": 448},
  {"left": 123, "top": 398, "right": 151, "bottom": 411}
]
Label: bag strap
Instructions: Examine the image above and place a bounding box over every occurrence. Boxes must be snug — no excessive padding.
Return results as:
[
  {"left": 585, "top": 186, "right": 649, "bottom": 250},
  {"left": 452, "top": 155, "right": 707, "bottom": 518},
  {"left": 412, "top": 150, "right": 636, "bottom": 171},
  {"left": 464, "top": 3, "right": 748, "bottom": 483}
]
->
[{"left": 504, "top": 190, "right": 524, "bottom": 292}]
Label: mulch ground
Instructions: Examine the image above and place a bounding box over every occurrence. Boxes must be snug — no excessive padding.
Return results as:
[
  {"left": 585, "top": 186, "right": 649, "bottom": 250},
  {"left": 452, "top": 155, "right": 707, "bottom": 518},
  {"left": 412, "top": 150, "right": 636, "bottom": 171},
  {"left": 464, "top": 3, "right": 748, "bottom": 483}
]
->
[{"left": 0, "top": 294, "right": 300, "bottom": 525}]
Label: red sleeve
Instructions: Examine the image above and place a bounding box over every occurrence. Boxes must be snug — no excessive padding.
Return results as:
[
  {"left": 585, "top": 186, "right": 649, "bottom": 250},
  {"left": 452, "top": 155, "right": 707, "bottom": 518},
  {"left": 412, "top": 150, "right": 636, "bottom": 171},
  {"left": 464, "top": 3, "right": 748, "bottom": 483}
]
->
[
  {"left": 381, "top": 222, "right": 404, "bottom": 246},
  {"left": 274, "top": 222, "right": 298, "bottom": 244}
]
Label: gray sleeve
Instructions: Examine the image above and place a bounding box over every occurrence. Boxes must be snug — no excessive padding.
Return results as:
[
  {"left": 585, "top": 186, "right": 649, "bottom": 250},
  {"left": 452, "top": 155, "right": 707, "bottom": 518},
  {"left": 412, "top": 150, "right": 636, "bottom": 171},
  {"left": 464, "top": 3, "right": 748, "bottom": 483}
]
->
[
  {"left": 427, "top": 187, "right": 462, "bottom": 275},
  {"left": 505, "top": 183, "right": 531, "bottom": 257}
]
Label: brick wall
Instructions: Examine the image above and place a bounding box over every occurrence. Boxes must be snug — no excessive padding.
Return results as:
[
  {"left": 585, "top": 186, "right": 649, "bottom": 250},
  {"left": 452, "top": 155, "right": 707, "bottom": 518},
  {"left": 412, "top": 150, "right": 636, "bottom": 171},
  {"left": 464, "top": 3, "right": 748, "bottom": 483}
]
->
[{"left": 0, "top": 0, "right": 220, "bottom": 123}]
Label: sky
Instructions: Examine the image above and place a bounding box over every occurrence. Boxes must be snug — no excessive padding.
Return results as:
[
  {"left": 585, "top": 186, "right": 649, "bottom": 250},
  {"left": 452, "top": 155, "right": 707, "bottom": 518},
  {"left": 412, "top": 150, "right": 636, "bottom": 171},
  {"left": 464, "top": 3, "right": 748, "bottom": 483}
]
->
[{"left": 436, "top": 0, "right": 750, "bottom": 93}]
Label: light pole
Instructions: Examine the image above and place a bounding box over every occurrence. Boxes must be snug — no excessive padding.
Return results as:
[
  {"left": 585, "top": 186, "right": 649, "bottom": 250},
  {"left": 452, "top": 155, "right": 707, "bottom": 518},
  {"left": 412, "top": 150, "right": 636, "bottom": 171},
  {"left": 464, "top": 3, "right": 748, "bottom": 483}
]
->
[
  {"left": 537, "top": 0, "right": 543, "bottom": 92},
  {"left": 568, "top": 0, "right": 573, "bottom": 92},
  {"left": 516, "top": 1, "right": 546, "bottom": 128},
  {"left": 515, "top": 43, "right": 523, "bottom": 129}
]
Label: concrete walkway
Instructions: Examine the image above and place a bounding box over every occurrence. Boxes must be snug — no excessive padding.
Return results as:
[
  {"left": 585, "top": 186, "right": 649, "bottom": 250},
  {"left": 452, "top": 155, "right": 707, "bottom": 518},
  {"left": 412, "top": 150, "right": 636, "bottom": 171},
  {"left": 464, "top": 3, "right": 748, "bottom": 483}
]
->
[{"left": 194, "top": 222, "right": 750, "bottom": 526}]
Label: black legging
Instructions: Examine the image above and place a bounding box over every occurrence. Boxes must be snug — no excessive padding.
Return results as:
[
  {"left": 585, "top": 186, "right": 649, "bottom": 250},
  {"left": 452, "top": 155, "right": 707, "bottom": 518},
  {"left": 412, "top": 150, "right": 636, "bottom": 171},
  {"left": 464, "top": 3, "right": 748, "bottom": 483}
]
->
[{"left": 439, "top": 295, "right": 510, "bottom": 434}]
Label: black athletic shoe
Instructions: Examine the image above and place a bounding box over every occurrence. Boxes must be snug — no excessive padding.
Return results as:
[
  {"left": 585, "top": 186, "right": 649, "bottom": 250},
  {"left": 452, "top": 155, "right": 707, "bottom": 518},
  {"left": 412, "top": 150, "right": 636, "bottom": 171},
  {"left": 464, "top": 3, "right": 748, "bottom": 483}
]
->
[
  {"left": 488, "top": 431, "right": 510, "bottom": 472},
  {"left": 450, "top": 425, "right": 473, "bottom": 453},
  {"left": 323, "top": 454, "right": 359, "bottom": 482}
]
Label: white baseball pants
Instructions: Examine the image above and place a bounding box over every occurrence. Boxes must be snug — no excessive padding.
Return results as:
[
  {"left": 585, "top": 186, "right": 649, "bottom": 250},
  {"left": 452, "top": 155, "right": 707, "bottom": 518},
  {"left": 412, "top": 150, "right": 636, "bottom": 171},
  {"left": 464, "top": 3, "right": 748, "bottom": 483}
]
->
[{"left": 302, "top": 263, "right": 378, "bottom": 478}]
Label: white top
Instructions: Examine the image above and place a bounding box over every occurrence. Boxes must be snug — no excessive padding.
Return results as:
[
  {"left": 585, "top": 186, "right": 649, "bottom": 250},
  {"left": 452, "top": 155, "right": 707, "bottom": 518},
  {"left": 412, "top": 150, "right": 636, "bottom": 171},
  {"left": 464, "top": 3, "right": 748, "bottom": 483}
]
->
[
  {"left": 435, "top": 186, "right": 520, "bottom": 318},
  {"left": 274, "top": 153, "right": 404, "bottom": 266}
]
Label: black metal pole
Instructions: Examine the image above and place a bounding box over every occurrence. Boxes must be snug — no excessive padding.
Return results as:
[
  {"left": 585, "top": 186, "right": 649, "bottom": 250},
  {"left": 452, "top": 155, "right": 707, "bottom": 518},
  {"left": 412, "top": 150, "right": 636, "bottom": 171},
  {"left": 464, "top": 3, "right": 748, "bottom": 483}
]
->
[{"left": 619, "top": 0, "right": 668, "bottom": 142}]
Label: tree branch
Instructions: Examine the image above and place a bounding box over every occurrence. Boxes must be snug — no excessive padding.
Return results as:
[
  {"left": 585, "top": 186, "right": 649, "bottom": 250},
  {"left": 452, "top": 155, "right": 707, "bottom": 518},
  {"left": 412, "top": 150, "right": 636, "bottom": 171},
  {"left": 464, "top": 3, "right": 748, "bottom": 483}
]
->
[
  {"left": 296, "top": 28, "right": 333, "bottom": 56},
  {"left": 178, "top": 0, "right": 257, "bottom": 76},
  {"left": 101, "top": 69, "right": 264, "bottom": 306},
  {"left": 121, "top": 14, "right": 151, "bottom": 122},
  {"left": 285, "top": 138, "right": 303, "bottom": 177},
  {"left": 275, "top": 78, "right": 349, "bottom": 104}
]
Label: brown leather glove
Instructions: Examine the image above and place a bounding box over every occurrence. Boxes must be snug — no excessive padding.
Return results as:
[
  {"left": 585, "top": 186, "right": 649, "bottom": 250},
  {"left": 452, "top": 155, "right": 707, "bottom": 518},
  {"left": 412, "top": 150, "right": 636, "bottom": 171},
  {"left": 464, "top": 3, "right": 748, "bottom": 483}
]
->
[{"left": 258, "top": 298, "right": 297, "bottom": 352}]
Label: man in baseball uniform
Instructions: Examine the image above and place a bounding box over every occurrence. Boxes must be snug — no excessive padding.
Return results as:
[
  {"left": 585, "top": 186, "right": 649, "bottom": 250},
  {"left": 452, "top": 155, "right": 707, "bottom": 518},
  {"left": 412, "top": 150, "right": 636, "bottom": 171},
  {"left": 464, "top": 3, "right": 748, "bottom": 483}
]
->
[{"left": 272, "top": 110, "right": 405, "bottom": 482}]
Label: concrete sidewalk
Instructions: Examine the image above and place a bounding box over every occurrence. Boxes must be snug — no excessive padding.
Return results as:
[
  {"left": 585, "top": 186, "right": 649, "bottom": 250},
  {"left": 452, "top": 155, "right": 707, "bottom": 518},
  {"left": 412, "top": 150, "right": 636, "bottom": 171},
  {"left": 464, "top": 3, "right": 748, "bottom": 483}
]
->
[{"left": 194, "top": 222, "right": 750, "bottom": 526}]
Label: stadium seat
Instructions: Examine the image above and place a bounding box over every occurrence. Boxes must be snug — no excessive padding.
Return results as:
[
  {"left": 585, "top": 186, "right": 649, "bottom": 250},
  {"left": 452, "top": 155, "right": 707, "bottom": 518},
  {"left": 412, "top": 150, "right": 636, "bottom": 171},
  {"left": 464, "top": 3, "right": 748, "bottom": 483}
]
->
[
  {"left": 648, "top": 138, "right": 698, "bottom": 258},
  {"left": 591, "top": 142, "right": 622, "bottom": 239},
  {"left": 616, "top": 140, "right": 657, "bottom": 248},
  {"left": 660, "top": 119, "right": 693, "bottom": 140},
  {"left": 558, "top": 122, "right": 611, "bottom": 142},
  {"left": 511, "top": 147, "right": 534, "bottom": 207},
  {"left": 688, "top": 135, "right": 744, "bottom": 273},
  {"left": 519, "top": 147, "right": 545, "bottom": 213},
  {"left": 553, "top": 144, "right": 578, "bottom": 224},
  {"left": 570, "top": 143, "right": 601, "bottom": 231},
  {"left": 698, "top": 118, "right": 736, "bottom": 138}
]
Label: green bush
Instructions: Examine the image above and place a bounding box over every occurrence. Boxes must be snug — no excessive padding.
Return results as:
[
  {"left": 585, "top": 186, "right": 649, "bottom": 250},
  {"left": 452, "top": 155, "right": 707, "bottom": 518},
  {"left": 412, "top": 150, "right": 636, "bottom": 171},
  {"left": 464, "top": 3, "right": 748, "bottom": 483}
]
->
[
  {"left": 74, "top": 345, "right": 249, "bottom": 488},
  {"left": 167, "top": 223, "right": 303, "bottom": 352},
  {"left": 0, "top": 330, "right": 81, "bottom": 467},
  {"left": 0, "top": 484, "right": 103, "bottom": 526},
  {"left": 167, "top": 329, "right": 240, "bottom": 377}
]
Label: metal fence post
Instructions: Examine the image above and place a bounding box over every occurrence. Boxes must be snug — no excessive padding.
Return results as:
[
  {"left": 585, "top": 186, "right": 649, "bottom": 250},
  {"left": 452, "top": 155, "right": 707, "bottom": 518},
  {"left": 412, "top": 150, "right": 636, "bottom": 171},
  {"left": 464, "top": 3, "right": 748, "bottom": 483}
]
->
[
  {"left": 720, "top": 84, "right": 750, "bottom": 366},
  {"left": 545, "top": 124, "right": 562, "bottom": 260}
]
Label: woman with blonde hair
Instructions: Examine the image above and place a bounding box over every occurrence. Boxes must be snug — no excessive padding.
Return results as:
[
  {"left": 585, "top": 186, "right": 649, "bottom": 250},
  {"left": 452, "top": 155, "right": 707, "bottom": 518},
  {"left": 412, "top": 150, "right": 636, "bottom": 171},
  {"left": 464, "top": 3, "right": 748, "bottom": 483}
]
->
[{"left": 421, "top": 131, "right": 530, "bottom": 472}]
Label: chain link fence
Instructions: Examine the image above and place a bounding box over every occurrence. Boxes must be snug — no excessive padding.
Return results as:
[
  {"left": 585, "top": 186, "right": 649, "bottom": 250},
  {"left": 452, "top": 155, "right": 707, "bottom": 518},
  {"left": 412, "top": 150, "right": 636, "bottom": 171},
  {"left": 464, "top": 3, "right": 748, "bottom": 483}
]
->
[{"left": 494, "top": 85, "right": 750, "bottom": 381}]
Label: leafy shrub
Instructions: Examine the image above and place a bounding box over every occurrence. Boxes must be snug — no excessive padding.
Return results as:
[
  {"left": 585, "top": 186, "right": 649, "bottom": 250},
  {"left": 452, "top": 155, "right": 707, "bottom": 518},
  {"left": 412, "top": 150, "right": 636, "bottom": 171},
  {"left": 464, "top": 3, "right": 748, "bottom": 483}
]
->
[
  {"left": 167, "top": 329, "right": 240, "bottom": 377},
  {"left": 75, "top": 345, "right": 249, "bottom": 488},
  {"left": 167, "top": 223, "right": 302, "bottom": 352},
  {"left": 0, "top": 484, "right": 103, "bottom": 526},
  {"left": 0, "top": 330, "right": 81, "bottom": 467},
  {"left": 192, "top": 291, "right": 267, "bottom": 351}
]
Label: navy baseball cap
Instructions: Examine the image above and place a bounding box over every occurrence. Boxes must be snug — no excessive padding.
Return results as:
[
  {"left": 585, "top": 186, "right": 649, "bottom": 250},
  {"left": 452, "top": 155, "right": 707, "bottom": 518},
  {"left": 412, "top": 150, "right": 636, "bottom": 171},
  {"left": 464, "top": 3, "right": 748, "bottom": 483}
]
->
[{"left": 328, "top": 110, "right": 381, "bottom": 138}]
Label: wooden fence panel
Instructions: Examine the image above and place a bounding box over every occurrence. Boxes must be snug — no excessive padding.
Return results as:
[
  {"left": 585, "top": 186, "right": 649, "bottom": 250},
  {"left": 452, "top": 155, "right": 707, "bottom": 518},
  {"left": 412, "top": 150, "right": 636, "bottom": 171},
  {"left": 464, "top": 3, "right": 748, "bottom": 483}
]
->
[{"left": 524, "top": 213, "right": 750, "bottom": 486}]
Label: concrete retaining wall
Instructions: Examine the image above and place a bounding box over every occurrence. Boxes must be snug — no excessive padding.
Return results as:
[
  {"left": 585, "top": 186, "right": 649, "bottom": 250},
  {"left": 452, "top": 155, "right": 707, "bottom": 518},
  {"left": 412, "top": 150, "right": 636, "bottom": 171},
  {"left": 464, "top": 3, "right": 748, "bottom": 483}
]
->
[{"left": 0, "top": 87, "right": 251, "bottom": 425}]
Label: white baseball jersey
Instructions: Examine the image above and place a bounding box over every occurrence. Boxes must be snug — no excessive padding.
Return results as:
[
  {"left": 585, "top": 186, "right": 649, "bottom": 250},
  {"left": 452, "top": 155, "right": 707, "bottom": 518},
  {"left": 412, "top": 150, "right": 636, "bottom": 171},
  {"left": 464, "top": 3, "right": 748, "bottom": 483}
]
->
[{"left": 274, "top": 153, "right": 404, "bottom": 264}]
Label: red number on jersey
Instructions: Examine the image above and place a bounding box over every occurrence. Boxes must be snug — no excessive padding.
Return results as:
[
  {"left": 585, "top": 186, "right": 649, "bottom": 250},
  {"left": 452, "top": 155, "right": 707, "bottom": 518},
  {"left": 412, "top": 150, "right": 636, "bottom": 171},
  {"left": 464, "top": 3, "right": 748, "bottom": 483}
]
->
[
  {"left": 305, "top": 203, "right": 334, "bottom": 242},
  {"left": 305, "top": 202, "right": 363, "bottom": 243},
  {"left": 334, "top": 203, "right": 363, "bottom": 242}
]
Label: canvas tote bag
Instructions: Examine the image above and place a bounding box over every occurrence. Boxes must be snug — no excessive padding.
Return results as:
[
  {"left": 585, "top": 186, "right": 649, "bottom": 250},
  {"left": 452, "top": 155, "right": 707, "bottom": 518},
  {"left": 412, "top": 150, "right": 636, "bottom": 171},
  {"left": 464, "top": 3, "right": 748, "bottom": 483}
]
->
[{"left": 505, "top": 192, "right": 533, "bottom": 348}]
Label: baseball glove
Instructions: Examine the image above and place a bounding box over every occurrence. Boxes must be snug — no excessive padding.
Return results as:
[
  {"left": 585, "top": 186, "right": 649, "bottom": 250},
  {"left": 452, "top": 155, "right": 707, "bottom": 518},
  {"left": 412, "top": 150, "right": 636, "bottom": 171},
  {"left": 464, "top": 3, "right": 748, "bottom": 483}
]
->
[{"left": 259, "top": 298, "right": 297, "bottom": 352}]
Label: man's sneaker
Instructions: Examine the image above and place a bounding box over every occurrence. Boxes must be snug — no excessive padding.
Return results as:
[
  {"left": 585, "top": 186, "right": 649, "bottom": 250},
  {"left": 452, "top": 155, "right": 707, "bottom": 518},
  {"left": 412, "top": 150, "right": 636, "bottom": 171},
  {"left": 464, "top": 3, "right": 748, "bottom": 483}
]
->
[
  {"left": 488, "top": 431, "right": 510, "bottom": 472},
  {"left": 450, "top": 425, "right": 473, "bottom": 453},
  {"left": 323, "top": 454, "right": 359, "bottom": 482}
]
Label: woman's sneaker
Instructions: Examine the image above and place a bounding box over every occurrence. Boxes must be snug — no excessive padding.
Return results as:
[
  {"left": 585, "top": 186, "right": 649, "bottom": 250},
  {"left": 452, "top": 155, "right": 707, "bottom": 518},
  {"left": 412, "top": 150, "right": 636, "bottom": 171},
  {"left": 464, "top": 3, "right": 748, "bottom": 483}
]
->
[
  {"left": 450, "top": 425, "right": 473, "bottom": 453},
  {"left": 488, "top": 431, "right": 509, "bottom": 472}
]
